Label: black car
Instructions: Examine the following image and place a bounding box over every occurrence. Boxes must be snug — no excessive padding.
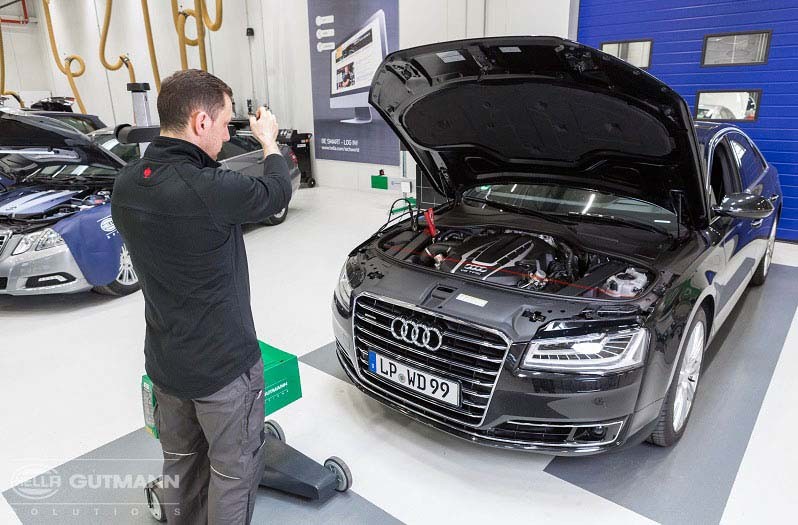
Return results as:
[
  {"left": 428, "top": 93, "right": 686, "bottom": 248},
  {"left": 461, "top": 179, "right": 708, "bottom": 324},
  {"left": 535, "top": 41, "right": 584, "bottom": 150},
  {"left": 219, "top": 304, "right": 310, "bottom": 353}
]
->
[{"left": 331, "top": 37, "right": 781, "bottom": 454}]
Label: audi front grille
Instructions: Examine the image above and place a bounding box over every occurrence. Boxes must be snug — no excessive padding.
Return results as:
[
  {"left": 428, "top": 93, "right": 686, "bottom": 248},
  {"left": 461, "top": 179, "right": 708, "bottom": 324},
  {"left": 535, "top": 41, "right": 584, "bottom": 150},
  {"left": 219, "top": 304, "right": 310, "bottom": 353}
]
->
[{"left": 352, "top": 292, "right": 511, "bottom": 427}]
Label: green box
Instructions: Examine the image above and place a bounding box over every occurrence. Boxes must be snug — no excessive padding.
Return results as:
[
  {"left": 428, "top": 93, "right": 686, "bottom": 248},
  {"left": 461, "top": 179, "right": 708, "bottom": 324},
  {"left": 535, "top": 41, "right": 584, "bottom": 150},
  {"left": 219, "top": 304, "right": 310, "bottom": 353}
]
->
[
  {"left": 141, "top": 341, "right": 302, "bottom": 439},
  {"left": 259, "top": 340, "right": 303, "bottom": 416},
  {"left": 370, "top": 175, "right": 389, "bottom": 190}
]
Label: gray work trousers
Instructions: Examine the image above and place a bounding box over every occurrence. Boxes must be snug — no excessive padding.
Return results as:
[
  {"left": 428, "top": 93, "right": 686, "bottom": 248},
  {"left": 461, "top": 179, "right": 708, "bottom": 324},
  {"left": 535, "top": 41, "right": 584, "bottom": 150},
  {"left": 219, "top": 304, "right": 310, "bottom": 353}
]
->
[{"left": 154, "top": 359, "right": 267, "bottom": 524}]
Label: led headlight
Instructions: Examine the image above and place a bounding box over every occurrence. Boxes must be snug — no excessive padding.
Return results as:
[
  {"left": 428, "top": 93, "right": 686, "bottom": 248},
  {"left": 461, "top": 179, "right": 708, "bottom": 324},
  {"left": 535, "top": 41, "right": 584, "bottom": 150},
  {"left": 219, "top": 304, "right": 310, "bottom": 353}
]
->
[
  {"left": 12, "top": 228, "right": 65, "bottom": 255},
  {"left": 334, "top": 255, "right": 364, "bottom": 312},
  {"left": 522, "top": 328, "right": 648, "bottom": 373}
]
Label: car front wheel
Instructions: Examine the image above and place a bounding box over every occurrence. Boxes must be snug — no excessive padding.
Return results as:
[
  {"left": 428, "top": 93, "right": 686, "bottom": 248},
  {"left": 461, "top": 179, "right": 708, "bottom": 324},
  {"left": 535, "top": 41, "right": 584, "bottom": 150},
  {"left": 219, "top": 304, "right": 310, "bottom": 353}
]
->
[
  {"left": 750, "top": 216, "right": 778, "bottom": 286},
  {"left": 648, "top": 308, "right": 707, "bottom": 447},
  {"left": 262, "top": 207, "right": 288, "bottom": 226},
  {"left": 93, "top": 244, "right": 141, "bottom": 296}
]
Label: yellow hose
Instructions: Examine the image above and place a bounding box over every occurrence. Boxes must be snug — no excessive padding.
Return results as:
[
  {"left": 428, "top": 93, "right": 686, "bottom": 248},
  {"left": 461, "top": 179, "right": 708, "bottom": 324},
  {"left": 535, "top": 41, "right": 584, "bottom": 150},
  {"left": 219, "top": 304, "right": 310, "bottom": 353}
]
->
[
  {"left": 173, "top": 0, "right": 223, "bottom": 71},
  {"left": 140, "top": 0, "right": 161, "bottom": 91},
  {"left": 99, "top": 0, "right": 136, "bottom": 83},
  {"left": 41, "top": 0, "right": 86, "bottom": 113},
  {"left": 0, "top": 20, "right": 25, "bottom": 107}
]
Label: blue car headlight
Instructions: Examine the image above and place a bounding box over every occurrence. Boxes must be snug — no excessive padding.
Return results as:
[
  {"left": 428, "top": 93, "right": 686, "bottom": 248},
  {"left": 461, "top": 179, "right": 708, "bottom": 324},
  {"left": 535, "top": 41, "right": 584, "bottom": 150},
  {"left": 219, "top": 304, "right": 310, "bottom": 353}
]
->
[{"left": 12, "top": 228, "right": 66, "bottom": 255}]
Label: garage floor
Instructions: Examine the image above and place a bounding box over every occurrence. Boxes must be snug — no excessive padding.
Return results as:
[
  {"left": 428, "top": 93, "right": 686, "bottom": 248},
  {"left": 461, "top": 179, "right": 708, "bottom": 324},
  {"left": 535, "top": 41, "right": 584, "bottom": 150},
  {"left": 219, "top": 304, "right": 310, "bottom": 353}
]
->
[{"left": 1, "top": 186, "right": 797, "bottom": 524}]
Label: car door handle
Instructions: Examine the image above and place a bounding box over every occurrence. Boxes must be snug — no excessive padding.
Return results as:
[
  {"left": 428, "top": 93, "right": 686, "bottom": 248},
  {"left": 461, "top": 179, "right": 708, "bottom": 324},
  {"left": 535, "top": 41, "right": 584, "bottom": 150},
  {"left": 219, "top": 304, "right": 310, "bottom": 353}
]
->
[
  {"left": 751, "top": 218, "right": 763, "bottom": 228},
  {"left": 769, "top": 194, "right": 780, "bottom": 203}
]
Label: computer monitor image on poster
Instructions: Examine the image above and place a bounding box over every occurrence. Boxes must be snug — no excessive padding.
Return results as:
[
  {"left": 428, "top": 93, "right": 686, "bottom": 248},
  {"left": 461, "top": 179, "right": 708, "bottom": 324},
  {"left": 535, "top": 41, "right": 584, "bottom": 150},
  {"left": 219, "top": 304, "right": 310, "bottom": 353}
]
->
[{"left": 329, "top": 9, "right": 388, "bottom": 124}]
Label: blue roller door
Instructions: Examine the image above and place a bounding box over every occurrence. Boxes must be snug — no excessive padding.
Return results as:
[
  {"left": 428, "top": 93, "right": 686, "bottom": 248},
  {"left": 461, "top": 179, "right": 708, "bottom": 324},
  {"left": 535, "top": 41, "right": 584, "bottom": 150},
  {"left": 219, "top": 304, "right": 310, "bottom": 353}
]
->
[{"left": 577, "top": 0, "right": 798, "bottom": 241}]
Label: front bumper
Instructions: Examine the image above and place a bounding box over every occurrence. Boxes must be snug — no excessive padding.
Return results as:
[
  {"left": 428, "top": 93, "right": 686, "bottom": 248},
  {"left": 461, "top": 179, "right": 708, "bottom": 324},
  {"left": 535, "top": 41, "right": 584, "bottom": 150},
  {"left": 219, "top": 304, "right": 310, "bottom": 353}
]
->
[
  {"left": 0, "top": 234, "right": 91, "bottom": 295},
  {"left": 333, "top": 293, "right": 657, "bottom": 455}
]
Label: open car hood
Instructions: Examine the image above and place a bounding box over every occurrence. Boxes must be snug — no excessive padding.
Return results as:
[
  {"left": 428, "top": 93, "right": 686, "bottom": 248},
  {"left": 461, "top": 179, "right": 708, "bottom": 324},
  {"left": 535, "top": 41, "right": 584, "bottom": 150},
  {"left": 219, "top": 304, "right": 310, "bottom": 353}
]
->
[
  {"left": 369, "top": 36, "right": 708, "bottom": 227},
  {"left": 0, "top": 109, "right": 122, "bottom": 169}
]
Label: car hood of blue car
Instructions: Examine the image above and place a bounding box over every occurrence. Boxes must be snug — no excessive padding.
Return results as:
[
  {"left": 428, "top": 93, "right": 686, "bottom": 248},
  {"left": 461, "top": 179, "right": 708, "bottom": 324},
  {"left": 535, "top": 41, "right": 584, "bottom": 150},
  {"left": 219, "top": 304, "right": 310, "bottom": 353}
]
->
[{"left": 0, "top": 186, "right": 84, "bottom": 220}]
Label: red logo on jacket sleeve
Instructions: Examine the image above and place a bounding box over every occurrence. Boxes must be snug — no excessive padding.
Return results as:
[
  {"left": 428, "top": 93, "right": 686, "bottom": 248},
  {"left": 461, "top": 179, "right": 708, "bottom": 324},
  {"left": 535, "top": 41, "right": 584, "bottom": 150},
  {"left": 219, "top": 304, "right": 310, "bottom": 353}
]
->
[{"left": 143, "top": 167, "right": 152, "bottom": 179}]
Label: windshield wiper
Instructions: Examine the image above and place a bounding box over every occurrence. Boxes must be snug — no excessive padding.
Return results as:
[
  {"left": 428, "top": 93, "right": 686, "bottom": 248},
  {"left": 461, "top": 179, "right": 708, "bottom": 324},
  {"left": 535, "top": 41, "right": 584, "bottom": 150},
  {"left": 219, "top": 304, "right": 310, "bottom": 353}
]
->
[
  {"left": 463, "top": 196, "right": 571, "bottom": 225},
  {"left": 566, "top": 211, "right": 673, "bottom": 238}
]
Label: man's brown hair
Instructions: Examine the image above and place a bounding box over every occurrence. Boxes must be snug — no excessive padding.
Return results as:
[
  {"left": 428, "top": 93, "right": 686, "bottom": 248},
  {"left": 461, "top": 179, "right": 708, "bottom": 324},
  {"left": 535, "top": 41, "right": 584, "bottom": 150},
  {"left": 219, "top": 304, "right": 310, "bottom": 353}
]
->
[{"left": 157, "top": 69, "right": 233, "bottom": 132}]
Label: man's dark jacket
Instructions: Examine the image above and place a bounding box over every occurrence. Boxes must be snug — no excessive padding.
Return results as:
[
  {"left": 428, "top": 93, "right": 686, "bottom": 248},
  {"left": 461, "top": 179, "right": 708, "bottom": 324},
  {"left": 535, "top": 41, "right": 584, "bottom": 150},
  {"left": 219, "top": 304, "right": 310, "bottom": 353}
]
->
[{"left": 112, "top": 136, "right": 291, "bottom": 399}]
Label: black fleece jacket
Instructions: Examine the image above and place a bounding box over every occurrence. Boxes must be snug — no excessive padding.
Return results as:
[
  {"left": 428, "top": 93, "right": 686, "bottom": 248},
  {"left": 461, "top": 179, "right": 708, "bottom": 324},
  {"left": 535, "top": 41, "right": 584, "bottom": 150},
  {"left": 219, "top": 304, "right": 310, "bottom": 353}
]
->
[{"left": 111, "top": 136, "right": 291, "bottom": 399}]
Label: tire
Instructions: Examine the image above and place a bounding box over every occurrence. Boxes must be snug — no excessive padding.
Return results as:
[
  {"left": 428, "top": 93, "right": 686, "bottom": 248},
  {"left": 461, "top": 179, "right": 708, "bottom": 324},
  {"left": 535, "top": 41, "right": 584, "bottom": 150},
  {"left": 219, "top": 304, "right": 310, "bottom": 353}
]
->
[
  {"left": 261, "top": 207, "right": 288, "bottom": 226},
  {"left": 324, "top": 456, "right": 353, "bottom": 492},
  {"left": 648, "top": 308, "right": 707, "bottom": 447},
  {"left": 145, "top": 480, "right": 167, "bottom": 522},
  {"left": 93, "top": 243, "right": 141, "bottom": 296},
  {"left": 264, "top": 420, "right": 286, "bottom": 442},
  {"left": 750, "top": 216, "right": 778, "bottom": 286}
]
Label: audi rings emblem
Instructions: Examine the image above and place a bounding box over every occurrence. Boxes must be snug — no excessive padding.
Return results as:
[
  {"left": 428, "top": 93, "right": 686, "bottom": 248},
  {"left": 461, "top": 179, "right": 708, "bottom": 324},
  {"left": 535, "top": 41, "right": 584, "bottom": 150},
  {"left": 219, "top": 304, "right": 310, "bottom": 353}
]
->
[{"left": 390, "top": 317, "right": 443, "bottom": 351}]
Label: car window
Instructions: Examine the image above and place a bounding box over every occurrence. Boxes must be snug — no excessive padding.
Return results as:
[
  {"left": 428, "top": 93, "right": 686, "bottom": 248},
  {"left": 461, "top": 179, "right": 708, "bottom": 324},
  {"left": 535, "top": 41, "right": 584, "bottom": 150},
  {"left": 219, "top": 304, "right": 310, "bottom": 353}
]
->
[
  {"left": 50, "top": 116, "right": 98, "bottom": 134},
  {"left": 95, "top": 135, "right": 141, "bottom": 163},
  {"left": 23, "top": 164, "right": 117, "bottom": 183},
  {"left": 727, "top": 133, "right": 766, "bottom": 188},
  {"left": 709, "top": 140, "right": 742, "bottom": 209},
  {"left": 217, "top": 140, "right": 252, "bottom": 161},
  {"left": 463, "top": 183, "right": 678, "bottom": 233}
]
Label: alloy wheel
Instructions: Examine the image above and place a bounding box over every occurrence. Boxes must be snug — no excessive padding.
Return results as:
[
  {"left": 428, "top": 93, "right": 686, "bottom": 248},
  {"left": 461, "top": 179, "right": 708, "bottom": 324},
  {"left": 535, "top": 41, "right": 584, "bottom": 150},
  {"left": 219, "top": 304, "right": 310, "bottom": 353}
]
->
[{"left": 673, "top": 320, "right": 705, "bottom": 432}]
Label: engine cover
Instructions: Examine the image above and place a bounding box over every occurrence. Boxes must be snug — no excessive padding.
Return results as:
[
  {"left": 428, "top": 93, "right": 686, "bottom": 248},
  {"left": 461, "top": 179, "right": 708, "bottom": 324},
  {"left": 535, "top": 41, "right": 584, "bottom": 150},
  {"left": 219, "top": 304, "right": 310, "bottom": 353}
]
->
[{"left": 439, "top": 233, "right": 556, "bottom": 286}]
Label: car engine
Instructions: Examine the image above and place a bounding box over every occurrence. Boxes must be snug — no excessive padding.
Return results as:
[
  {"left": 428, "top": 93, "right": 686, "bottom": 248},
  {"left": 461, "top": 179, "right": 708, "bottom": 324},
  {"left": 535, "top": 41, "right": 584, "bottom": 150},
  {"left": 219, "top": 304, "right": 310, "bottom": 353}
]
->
[{"left": 379, "top": 226, "right": 652, "bottom": 299}]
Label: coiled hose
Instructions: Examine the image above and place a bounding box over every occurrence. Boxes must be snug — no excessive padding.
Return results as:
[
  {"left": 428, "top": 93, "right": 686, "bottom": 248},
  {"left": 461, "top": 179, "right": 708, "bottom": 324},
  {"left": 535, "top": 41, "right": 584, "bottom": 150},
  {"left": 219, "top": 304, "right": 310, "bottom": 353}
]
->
[
  {"left": 99, "top": 0, "right": 136, "bottom": 83},
  {"left": 41, "top": 0, "right": 86, "bottom": 113}
]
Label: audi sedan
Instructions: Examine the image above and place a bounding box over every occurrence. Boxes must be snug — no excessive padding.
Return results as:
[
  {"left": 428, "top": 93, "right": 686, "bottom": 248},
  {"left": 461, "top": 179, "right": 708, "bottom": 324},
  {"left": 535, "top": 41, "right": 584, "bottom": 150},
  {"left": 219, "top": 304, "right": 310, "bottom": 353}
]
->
[{"left": 331, "top": 37, "right": 781, "bottom": 454}]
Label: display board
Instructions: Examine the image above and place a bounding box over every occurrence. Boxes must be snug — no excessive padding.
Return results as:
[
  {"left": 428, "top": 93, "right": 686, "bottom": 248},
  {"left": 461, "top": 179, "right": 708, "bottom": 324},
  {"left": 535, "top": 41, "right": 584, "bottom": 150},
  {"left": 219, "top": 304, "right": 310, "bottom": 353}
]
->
[{"left": 307, "top": 0, "right": 400, "bottom": 166}]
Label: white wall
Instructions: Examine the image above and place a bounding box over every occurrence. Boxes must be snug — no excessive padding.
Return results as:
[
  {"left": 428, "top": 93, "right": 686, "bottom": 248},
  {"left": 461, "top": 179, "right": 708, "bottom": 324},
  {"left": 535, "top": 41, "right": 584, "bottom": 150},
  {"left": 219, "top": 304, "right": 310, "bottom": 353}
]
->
[{"left": 0, "top": 2, "right": 54, "bottom": 108}]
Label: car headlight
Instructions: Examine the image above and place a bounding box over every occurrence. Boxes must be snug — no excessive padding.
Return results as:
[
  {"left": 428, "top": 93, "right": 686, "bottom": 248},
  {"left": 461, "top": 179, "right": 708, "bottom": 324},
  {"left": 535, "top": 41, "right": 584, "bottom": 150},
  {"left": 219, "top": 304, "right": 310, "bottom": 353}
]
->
[
  {"left": 12, "top": 228, "right": 65, "bottom": 255},
  {"left": 334, "top": 255, "right": 364, "bottom": 312},
  {"left": 522, "top": 327, "right": 648, "bottom": 373}
]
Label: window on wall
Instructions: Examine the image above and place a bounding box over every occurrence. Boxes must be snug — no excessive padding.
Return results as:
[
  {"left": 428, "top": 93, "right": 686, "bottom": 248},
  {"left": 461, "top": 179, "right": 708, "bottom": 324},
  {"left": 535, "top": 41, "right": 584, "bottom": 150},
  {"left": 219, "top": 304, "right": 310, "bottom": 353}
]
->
[
  {"left": 600, "top": 40, "right": 652, "bottom": 69},
  {"left": 696, "top": 90, "right": 761, "bottom": 121},
  {"left": 702, "top": 31, "right": 771, "bottom": 66}
]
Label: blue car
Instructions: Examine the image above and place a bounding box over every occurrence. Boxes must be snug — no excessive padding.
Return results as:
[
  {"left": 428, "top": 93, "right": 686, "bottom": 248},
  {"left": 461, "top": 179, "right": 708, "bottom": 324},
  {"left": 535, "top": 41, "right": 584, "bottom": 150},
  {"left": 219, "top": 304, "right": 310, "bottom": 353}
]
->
[{"left": 0, "top": 109, "right": 300, "bottom": 296}]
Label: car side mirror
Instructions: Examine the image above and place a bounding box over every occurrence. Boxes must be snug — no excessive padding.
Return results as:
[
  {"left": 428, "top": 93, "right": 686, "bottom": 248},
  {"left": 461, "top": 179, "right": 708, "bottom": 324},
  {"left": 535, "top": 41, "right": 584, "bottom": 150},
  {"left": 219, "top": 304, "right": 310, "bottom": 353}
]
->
[{"left": 712, "top": 192, "right": 774, "bottom": 220}]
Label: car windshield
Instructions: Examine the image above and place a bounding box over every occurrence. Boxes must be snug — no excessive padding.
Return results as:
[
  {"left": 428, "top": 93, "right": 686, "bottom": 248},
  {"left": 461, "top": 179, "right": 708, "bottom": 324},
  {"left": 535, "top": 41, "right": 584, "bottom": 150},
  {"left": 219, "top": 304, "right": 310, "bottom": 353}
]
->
[
  {"left": 463, "top": 183, "right": 678, "bottom": 234},
  {"left": 22, "top": 163, "right": 117, "bottom": 183},
  {"left": 94, "top": 134, "right": 141, "bottom": 163},
  {"left": 49, "top": 116, "right": 100, "bottom": 134}
]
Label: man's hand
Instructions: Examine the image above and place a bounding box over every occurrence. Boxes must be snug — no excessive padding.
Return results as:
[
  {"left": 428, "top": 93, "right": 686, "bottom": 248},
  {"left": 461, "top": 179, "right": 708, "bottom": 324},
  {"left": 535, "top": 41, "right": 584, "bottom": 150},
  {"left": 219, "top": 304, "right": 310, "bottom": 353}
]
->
[{"left": 249, "top": 106, "right": 281, "bottom": 157}]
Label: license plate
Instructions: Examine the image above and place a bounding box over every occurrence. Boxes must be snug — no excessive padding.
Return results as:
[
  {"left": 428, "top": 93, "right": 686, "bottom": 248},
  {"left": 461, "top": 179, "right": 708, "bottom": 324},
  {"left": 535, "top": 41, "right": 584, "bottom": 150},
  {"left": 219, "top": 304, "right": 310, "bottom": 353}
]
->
[{"left": 368, "top": 351, "right": 460, "bottom": 406}]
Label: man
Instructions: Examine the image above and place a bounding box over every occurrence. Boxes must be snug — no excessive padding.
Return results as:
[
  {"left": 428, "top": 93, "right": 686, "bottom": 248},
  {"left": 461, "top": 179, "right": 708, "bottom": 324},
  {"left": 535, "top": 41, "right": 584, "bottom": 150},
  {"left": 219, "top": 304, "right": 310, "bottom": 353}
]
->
[{"left": 112, "top": 69, "right": 291, "bottom": 524}]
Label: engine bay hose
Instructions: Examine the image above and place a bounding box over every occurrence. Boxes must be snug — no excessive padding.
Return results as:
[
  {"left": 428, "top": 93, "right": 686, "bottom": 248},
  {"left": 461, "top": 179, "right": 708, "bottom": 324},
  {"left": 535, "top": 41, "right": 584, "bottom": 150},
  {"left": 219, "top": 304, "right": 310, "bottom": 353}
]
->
[{"left": 41, "top": 0, "right": 86, "bottom": 113}]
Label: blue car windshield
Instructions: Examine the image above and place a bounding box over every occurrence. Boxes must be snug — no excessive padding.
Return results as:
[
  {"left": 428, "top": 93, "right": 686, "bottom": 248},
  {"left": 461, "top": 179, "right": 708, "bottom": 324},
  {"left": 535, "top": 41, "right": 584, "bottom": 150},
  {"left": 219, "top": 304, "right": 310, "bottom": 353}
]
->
[
  {"left": 23, "top": 164, "right": 117, "bottom": 182},
  {"left": 463, "top": 183, "right": 678, "bottom": 234}
]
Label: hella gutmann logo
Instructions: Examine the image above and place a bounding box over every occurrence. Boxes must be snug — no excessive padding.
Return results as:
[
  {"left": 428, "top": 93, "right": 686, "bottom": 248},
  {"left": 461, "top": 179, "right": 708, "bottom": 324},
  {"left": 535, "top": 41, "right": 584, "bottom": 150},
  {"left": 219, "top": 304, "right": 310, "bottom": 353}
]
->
[{"left": 98, "top": 215, "right": 118, "bottom": 239}]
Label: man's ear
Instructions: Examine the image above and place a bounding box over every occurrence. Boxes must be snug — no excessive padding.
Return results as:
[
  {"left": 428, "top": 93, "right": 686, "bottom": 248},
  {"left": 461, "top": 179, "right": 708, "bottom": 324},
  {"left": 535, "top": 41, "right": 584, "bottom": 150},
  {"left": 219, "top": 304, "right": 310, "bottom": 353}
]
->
[{"left": 192, "top": 111, "right": 210, "bottom": 136}]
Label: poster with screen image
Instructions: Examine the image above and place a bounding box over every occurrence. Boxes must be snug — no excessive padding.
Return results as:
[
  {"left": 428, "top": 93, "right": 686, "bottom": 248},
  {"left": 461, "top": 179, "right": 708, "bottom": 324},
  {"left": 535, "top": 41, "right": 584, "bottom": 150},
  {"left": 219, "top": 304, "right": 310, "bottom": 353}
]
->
[{"left": 308, "top": 0, "right": 399, "bottom": 165}]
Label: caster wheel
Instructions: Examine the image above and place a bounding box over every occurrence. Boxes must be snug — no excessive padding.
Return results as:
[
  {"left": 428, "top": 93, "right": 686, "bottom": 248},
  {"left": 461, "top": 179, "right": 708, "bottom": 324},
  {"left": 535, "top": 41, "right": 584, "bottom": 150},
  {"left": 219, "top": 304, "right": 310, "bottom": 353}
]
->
[
  {"left": 324, "top": 456, "right": 353, "bottom": 492},
  {"left": 145, "top": 480, "right": 167, "bottom": 522},
  {"left": 308, "top": 178, "right": 317, "bottom": 188},
  {"left": 264, "top": 420, "right": 285, "bottom": 442}
]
